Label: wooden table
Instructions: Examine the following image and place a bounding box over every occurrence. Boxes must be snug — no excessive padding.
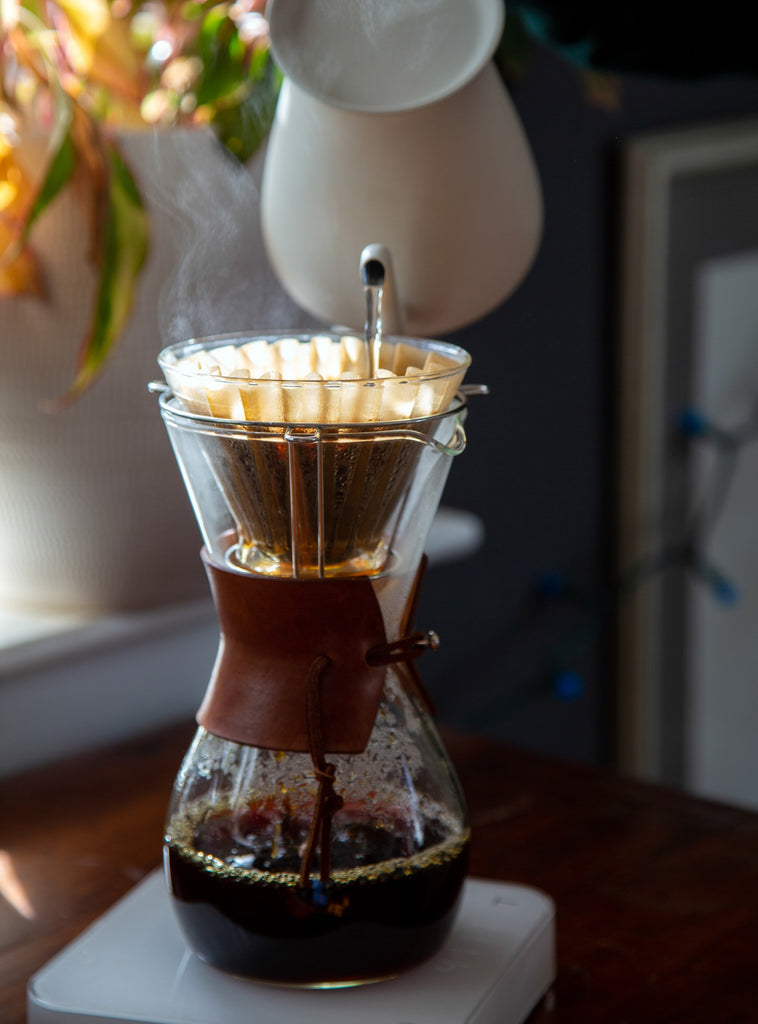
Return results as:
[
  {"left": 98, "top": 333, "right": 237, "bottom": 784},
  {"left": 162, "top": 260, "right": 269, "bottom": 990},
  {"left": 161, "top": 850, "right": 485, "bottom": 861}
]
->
[{"left": 2, "top": 722, "right": 758, "bottom": 1023}]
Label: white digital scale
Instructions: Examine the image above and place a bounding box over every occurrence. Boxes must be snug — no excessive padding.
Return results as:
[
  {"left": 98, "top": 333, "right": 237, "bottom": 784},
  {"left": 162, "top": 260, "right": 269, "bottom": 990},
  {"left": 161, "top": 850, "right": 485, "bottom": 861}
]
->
[{"left": 28, "top": 873, "right": 555, "bottom": 1024}]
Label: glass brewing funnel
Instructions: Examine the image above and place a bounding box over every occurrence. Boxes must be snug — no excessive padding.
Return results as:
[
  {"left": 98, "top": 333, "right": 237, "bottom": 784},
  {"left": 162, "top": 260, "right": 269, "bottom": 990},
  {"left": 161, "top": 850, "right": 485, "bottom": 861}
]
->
[{"left": 155, "top": 329, "right": 476, "bottom": 986}]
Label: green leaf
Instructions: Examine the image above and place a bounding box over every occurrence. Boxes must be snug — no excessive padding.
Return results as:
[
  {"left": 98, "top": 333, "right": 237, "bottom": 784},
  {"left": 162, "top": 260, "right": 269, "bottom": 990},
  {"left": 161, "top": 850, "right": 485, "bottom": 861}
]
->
[
  {"left": 58, "top": 142, "right": 149, "bottom": 404},
  {"left": 22, "top": 130, "right": 77, "bottom": 242},
  {"left": 210, "top": 53, "right": 282, "bottom": 162},
  {"left": 494, "top": 9, "right": 535, "bottom": 84},
  {"left": 195, "top": 8, "right": 243, "bottom": 105}
]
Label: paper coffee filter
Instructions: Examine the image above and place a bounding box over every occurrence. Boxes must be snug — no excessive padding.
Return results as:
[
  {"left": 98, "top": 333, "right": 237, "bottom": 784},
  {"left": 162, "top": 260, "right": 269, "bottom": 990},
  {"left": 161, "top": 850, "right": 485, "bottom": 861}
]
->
[{"left": 158, "top": 331, "right": 470, "bottom": 426}]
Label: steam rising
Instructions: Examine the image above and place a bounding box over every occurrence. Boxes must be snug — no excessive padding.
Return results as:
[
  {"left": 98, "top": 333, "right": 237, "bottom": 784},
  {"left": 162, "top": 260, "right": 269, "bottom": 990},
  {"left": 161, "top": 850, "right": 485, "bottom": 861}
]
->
[
  {"left": 267, "top": 0, "right": 497, "bottom": 113},
  {"left": 137, "top": 129, "right": 311, "bottom": 348},
  {"left": 349, "top": 0, "right": 445, "bottom": 47}
]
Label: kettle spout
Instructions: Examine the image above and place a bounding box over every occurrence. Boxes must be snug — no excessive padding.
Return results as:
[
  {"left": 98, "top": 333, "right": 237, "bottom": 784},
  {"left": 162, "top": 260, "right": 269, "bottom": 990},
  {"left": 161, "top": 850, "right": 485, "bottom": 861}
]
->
[{"left": 360, "top": 243, "right": 404, "bottom": 334}]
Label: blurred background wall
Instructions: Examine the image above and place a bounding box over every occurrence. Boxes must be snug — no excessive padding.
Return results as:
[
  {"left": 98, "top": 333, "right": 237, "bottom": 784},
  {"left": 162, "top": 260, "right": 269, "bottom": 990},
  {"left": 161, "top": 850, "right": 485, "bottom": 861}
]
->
[{"left": 420, "top": 39, "right": 758, "bottom": 766}]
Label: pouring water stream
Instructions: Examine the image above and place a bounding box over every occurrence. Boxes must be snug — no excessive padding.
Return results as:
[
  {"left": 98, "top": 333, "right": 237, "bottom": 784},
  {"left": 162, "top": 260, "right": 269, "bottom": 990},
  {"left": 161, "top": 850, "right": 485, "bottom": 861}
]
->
[{"left": 362, "top": 257, "right": 385, "bottom": 378}]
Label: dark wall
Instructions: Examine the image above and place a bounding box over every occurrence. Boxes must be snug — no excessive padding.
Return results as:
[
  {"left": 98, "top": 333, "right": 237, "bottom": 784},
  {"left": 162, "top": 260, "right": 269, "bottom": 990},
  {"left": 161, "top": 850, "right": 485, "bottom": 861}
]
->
[{"left": 420, "top": 44, "right": 758, "bottom": 764}]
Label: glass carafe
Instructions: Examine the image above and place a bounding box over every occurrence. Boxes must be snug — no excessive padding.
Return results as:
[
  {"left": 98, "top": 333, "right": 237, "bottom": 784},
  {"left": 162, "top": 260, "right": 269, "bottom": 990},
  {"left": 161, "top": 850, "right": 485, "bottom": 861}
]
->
[{"left": 155, "top": 330, "right": 475, "bottom": 986}]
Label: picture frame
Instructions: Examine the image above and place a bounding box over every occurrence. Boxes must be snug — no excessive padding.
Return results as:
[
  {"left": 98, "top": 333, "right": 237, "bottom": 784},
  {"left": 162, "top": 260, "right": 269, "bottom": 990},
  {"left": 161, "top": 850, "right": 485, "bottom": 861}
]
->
[{"left": 615, "top": 116, "right": 758, "bottom": 804}]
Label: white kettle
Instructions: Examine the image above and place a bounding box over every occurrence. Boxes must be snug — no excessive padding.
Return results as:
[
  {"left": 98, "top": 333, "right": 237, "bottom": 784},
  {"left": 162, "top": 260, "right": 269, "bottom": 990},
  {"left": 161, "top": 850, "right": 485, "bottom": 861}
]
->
[{"left": 260, "top": 0, "right": 543, "bottom": 335}]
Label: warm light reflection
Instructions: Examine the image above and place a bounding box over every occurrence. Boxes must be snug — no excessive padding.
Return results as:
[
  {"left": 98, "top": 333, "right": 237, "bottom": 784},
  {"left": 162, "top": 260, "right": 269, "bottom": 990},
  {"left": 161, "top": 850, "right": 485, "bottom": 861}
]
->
[{"left": 0, "top": 851, "right": 36, "bottom": 920}]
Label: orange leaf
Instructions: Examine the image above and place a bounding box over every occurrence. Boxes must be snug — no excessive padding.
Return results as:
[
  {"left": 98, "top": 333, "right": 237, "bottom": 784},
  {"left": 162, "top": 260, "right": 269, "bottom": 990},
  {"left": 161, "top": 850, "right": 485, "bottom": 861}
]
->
[
  {"left": 53, "top": 0, "right": 143, "bottom": 105},
  {"left": 0, "top": 139, "right": 45, "bottom": 296},
  {"left": 0, "top": 243, "right": 45, "bottom": 297}
]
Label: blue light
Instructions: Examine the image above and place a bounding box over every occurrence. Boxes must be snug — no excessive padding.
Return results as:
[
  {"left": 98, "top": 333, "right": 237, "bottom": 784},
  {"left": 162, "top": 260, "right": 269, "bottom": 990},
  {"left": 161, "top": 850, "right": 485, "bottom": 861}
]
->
[
  {"left": 713, "top": 577, "right": 739, "bottom": 606},
  {"left": 537, "top": 571, "right": 566, "bottom": 598},
  {"left": 553, "top": 670, "right": 584, "bottom": 700},
  {"left": 676, "top": 407, "right": 708, "bottom": 437}
]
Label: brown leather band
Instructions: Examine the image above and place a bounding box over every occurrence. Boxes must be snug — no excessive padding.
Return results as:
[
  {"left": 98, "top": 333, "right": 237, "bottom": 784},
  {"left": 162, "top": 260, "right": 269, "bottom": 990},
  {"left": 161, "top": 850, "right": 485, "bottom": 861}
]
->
[{"left": 197, "top": 551, "right": 389, "bottom": 754}]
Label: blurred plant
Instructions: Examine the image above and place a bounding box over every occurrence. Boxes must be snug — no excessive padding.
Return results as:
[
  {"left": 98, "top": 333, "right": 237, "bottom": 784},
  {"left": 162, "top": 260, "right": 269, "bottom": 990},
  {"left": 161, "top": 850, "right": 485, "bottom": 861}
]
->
[
  {"left": 0, "top": 0, "right": 280, "bottom": 401},
  {"left": 495, "top": 5, "right": 621, "bottom": 110}
]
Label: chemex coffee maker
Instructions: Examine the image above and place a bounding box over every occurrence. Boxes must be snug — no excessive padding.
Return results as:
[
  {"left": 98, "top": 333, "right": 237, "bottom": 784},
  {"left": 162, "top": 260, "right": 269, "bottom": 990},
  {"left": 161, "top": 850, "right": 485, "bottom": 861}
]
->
[{"left": 155, "top": 253, "right": 478, "bottom": 986}]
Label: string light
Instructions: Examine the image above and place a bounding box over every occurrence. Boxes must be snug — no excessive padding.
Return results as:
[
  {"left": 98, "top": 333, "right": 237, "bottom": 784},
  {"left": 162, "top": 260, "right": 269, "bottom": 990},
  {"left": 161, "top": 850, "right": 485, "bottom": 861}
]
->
[
  {"left": 453, "top": 402, "right": 758, "bottom": 731},
  {"left": 535, "top": 402, "right": 758, "bottom": 697}
]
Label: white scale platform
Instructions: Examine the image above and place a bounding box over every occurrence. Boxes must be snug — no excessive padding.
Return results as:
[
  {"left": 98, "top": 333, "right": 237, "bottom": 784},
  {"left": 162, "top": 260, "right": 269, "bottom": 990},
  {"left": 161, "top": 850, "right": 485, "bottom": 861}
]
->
[{"left": 28, "top": 872, "right": 555, "bottom": 1024}]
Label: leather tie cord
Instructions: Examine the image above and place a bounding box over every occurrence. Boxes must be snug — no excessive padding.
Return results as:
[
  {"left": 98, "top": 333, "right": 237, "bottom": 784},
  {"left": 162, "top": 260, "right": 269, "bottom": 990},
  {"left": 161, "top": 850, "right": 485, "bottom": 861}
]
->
[
  {"left": 299, "top": 654, "right": 345, "bottom": 889},
  {"left": 366, "top": 555, "right": 438, "bottom": 716}
]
